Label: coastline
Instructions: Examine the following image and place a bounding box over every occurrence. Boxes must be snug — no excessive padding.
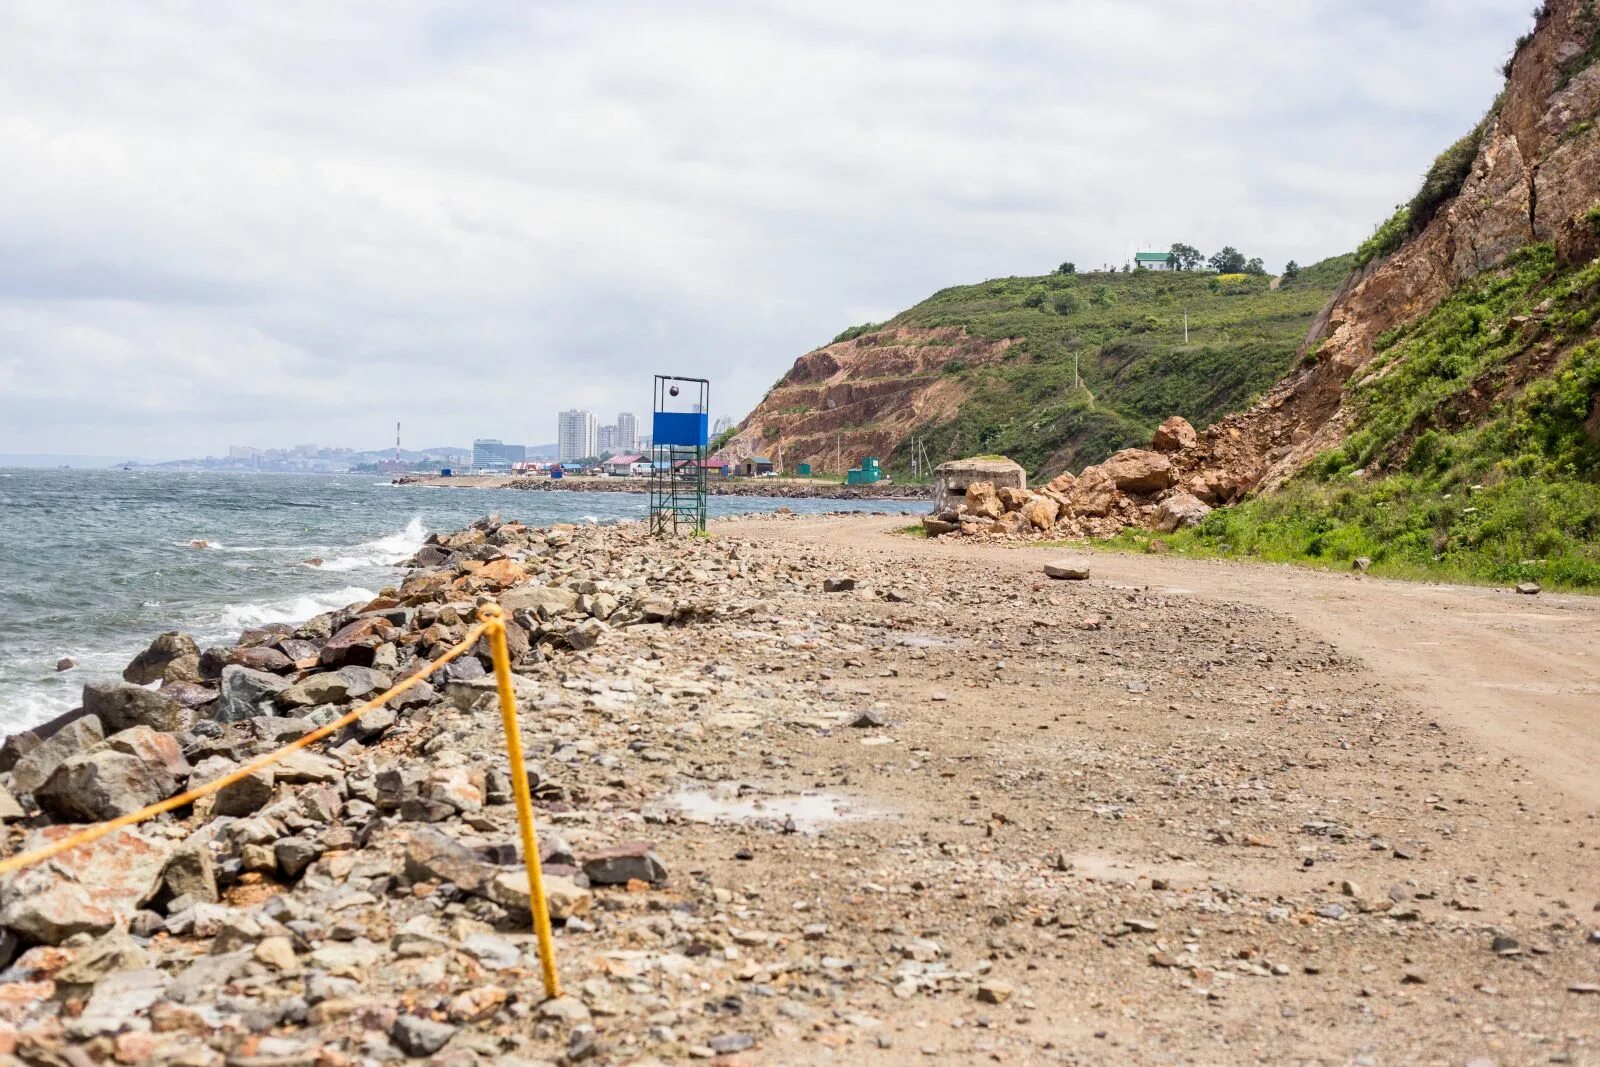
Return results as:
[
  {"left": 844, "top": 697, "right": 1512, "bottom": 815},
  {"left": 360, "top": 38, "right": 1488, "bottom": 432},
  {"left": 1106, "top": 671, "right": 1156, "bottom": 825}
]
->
[
  {"left": 393, "top": 473, "right": 930, "bottom": 500},
  {"left": 0, "top": 511, "right": 1594, "bottom": 1062}
]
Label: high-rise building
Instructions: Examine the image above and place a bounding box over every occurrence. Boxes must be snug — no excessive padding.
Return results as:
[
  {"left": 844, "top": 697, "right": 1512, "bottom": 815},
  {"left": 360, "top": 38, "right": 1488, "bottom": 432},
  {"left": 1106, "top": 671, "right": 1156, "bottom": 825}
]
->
[
  {"left": 597, "top": 424, "right": 618, "bottom": 454},
  {"left": 616, "top": 412, "right": 638, "bottom": 452},
  {"left": 557, "top": 410, "right": 597, "bottom": 464},
  {"left": 473, "top": 439, "right": 526, "bottom": 469}
]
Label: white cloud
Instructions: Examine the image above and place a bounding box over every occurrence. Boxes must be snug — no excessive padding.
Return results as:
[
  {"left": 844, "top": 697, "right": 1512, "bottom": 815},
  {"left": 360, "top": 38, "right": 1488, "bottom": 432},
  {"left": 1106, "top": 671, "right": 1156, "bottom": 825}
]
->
[{"left": 0, "top": 0, "right": 1533, "bottom": 457}]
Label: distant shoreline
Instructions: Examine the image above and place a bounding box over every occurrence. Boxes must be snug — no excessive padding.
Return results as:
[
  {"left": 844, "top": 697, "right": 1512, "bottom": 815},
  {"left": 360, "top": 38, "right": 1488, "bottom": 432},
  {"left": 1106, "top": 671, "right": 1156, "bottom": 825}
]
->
[{"left": 392, "top": 473, "right": 930, "bottom": 500}]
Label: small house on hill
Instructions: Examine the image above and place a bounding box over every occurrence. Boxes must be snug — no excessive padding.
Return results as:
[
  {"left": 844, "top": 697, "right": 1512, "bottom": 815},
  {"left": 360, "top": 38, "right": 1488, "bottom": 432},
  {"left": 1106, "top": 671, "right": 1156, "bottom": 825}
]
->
[{"left": 1134, "top": 251, "right": 1174, "bottom": 271}]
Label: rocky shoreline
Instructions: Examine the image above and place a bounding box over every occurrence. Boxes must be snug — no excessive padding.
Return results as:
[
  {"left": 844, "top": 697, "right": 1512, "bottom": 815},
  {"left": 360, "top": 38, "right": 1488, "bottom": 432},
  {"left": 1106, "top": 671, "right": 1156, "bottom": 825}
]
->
[
  {"left": 394, "top": 474, "right": 930, "bottom": 501},
  {"left": 0, "top": 512, "right": 1594, "bottom": 1063}
]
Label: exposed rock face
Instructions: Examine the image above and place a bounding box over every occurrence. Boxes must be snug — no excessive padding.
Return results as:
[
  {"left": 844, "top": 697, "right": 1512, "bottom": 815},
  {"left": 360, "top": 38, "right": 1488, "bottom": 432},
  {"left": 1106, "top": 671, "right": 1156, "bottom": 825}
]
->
[
  {"left": 730, "top": 327, "right": 1020, "bottom": 472},
  {"left": 1168, "top": 0, "right": 1600, "bottom": 498}
]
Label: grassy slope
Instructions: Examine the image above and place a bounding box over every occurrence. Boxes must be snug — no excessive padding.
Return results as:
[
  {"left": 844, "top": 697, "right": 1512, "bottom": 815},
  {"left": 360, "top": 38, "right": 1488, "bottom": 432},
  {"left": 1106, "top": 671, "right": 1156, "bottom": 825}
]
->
[
  {"left": 1112, "top": 243, "right": 1600, "bottom": 589},
  {"left": 874, "top": 256, "right": 1352, "bottom": 476}
]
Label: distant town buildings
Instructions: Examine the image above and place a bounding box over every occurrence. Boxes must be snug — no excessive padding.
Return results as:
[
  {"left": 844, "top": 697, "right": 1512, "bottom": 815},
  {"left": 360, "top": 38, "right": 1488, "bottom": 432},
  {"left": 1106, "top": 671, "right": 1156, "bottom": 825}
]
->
[
  {"left": 472, "top": 439, "right": 526, "bottom": 470},
  {"left": 557, "top": 410, "right": 598, "bottom": 463},
  {"left": 616, "top": 412, "right": 638, "bottom": 452},
  {"left": 597, "top": 424, "right": 618, "bottom": 453}
]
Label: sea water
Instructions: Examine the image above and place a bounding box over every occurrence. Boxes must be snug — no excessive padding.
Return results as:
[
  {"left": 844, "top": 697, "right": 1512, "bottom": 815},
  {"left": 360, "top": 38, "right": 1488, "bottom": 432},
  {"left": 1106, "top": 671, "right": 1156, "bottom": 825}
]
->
[{"left": 0, "top": 468, "right": 913, "bottom": 733}]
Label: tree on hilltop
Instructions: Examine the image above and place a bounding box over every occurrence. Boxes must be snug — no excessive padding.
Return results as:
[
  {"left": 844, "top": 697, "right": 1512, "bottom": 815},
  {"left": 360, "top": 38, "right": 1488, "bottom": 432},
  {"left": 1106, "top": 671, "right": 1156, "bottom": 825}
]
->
[
  {"left": 1055, "top": 261, "right": 1076, "bottom": 275},
  {"left": 1208, "top": 246, "right": 1247, "bottom": 273},
  {"left": 1282, "top": 260, "right": 1301, "bottom": 282},
  {"left": 1244, "top": 257, "right": 1267, "bottom": 276},
  {"left": 1168, "top": 243, "right": 1203, "bottom": 271}
]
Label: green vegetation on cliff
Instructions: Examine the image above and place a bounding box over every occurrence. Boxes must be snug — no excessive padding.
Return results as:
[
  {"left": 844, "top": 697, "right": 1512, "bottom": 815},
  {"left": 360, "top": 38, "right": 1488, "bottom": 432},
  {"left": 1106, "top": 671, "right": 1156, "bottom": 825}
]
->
[
  {"left": 881, "top": 255, "right": 1353, "bottom": 476},
  {"left": 1121, "top": 244, "right": 1600, "bottom": 589}
]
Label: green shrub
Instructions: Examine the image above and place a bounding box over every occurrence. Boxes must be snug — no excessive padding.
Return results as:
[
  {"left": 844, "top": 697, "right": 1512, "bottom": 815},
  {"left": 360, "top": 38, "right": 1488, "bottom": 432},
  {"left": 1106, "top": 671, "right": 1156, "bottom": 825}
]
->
[
  {"left": 1052, "top": 290, "right": 1083, "bottom": 315},
  {"left": 1356, "top": 205, "right": 1411, "bottom": 266},
  {"left": 1408, "top": 127, "right": 1485, "bottom": 230},
  {"left": 832, "top": 321, "right": 883, "bottom": 344}
]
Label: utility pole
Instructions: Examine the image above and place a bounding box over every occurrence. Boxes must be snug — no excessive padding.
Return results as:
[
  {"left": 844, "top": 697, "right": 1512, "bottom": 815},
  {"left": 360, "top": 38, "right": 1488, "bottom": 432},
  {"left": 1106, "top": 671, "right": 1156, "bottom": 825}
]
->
[
  {"left": 1184, "top": 307, "right": 1189, "bottom": 344},
  {"left": 1073, "top": 349, "right": 1080, "bottom": 389}
]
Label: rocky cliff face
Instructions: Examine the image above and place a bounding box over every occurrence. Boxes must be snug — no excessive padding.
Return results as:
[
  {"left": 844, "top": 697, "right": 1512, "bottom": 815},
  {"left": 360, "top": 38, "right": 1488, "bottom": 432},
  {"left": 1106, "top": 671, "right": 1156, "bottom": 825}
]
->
[
  {"left": 1179, "top": 0, "right": 1600, "bottom": 497},
  {"left": 728, "top": 326, "right": 1016, "bottom": 471}
]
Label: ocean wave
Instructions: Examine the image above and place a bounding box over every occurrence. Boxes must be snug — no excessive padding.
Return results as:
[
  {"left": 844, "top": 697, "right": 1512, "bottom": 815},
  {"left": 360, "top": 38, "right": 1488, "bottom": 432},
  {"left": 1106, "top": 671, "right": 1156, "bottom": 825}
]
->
[
  {"left": 219, "top": 585, "right": 378, "bottom": 632},
  {"left": 0, "top": 688, "right": 76, "bottom": 735}
]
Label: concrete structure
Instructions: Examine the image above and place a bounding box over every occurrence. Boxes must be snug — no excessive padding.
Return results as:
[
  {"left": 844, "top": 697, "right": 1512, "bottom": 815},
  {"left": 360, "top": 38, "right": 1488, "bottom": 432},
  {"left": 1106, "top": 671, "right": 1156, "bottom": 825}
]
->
[
  {"left": 616, "top": 412, "right": 638, "bottom": 452},
  {"left": 557, "top": 410, "right": 597, "bottom": 464},
  {"left": 932, "top": 457, "right": 1026, "bottom": 513}
]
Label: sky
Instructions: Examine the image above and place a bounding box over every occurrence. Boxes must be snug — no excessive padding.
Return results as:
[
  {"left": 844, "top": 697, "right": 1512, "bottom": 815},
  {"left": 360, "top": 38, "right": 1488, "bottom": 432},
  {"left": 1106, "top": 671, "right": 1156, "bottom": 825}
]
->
[{"left": 0, "top": 1, "right": 1535, "bottom": 461}]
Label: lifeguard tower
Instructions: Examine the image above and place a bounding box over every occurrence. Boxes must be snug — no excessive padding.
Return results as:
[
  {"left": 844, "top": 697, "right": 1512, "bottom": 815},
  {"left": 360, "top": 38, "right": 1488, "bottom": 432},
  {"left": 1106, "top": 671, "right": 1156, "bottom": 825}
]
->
[{"left": 648, "top": 375, "right": 710, "bottom": 535}]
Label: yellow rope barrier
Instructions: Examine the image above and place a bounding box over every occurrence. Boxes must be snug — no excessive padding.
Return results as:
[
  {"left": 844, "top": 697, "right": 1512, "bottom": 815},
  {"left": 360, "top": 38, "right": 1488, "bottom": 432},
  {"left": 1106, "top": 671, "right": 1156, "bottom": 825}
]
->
[{"left": 0, "top": 604, "right": 563, "bottom": 996}]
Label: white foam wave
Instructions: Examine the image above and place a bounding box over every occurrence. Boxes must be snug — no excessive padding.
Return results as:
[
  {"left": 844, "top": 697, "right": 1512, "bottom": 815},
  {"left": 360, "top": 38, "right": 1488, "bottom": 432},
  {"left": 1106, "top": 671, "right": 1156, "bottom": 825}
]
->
[
  {"left": 219, "top": 586, "right": 377, "bottom": 632},
  {"left": 312, "top": 516, "right": 428, "bottom": 571},
  {"left": 0, "top": 689, "right": 77, "bottom": 735}
]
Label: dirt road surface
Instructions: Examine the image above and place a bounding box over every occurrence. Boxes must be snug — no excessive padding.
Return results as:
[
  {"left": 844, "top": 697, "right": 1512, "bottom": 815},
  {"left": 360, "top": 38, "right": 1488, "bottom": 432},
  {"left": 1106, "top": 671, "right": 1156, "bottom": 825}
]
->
[{"left": 691, "top": 513, "right": 1600, "bottom": 1063}]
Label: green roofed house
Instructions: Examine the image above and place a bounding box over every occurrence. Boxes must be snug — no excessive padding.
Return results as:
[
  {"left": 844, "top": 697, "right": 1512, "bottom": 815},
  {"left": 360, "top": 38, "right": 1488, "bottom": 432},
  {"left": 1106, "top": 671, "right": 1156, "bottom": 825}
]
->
[{"left": 1134, "top": 251, "right": 1174, "bottom": 271}]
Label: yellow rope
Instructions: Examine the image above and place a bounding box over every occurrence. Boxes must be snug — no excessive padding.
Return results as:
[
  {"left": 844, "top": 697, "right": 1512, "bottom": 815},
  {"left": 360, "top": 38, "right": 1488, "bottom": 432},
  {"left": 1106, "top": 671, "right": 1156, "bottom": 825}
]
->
[{"left": 0, "top": 620, "right": 492, "bottom": 877}]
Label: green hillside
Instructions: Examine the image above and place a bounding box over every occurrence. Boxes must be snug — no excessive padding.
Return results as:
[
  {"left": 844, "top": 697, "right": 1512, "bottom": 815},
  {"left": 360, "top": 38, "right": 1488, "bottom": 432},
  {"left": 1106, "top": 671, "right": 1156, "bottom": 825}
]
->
[
  {"left": 1118, "top": 242, "right": 1600, "bottom": 589},
  {"left": 870, "top": 255, "right": 1354, "bottom": 476}
]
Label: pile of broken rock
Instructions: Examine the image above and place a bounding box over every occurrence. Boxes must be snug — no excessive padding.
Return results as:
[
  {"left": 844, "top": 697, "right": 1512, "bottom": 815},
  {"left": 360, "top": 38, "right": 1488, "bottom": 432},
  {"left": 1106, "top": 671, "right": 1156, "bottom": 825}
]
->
[
  {"left": 923, "top": 416, "right": 1218, "bottom": 541},
  {"left": 0, "top": 514, "right": 707, "bottom": 1063}
]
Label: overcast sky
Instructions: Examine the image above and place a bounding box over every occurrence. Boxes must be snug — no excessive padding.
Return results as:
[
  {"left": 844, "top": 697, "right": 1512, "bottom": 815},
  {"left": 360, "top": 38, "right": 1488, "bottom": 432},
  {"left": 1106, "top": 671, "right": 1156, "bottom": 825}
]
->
[{"left": 0, "top": 1, "right": 1532, "bottom": 460}]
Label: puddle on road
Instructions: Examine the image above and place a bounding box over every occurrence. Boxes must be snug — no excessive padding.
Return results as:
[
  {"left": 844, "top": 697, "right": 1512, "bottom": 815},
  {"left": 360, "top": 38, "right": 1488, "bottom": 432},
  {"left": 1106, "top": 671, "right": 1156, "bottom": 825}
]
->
[
  {"left": 655, "top": 786, "right": 870, "bottom": 832},
  {"left": 894, "top": 633, "right": 966, "bottom": 649}
]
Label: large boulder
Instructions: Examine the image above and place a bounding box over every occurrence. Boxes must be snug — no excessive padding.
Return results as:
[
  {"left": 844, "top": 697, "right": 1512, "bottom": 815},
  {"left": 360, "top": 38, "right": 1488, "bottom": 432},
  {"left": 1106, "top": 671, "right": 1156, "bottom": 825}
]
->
[
  {"left": 996, "top": 486, "right": 1030, "bottom": 512},
  {"left": 1153, "top": 491, "right": 1212, "bottom": 532},
  {"left": 1096, "top": 449, "right": 1176, "bottom": 495},
  {"left": 215, "top": 666, "right": 290, "bottom": 722},
  {"left": 1150, "top": 416, "right": 1198, "bottom": 453},
  {"left": 36, "top": 726, "right": 188, "bottom": 821},
  {"left": 1044, "top": 471, "right": 1077, "bottom": 495},
  {"left": 319, "top": 618, "right": 398, "bottom": 668},
  {"left": 81, "top": 681, "right": 190, "bottom": 734},
  {"left": 1067, "top": 469, "right": 1120, "bottom": 518},
  {"left": 0, "top": 827, "right": 171, "bottom": 943},
  {"left": 963, "top": 481, "right": 1003, "bottom": 521},
  {"left": 225, "top": 646, "right": 293, "bottom": 674},
  {"left": 122, "top": 632, "right": 200, "bottom": 686},
  {"left": 277, "top": 672, "right": 353, "bottom": 710},
  {"left": 11, "top": 715, "right": 104, "bottom": 795},
  {"left": 1020, "top": 495, "right": 1060, "bottom": 531},
  {"left": 500, "top": 585, "right": 580, "bottom": 620},
  {"left": 36, "top": 749, "right": 177, "bottom": 823}
]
